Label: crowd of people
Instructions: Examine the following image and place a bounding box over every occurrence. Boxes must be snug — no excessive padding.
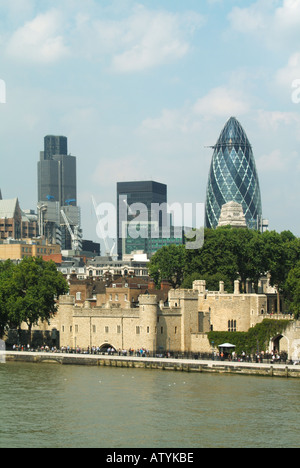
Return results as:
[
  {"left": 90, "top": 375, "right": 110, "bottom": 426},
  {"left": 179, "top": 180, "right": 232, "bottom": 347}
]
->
[{"left": 10, "top": 343, "right": 288, "bottom": 363}]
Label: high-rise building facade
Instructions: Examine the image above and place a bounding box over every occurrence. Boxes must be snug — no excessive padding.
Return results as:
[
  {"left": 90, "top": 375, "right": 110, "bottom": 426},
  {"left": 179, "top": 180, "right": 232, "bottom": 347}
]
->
[
  {"left": 37, "top": 135, "right": 81, "bottom": 250},
  {"left": 117, "top": 181, "right": 168, "bottom": 259},
  {"left": 44, "top": 135, "right": 68, "bottom": 161},
  {"left": 205, "top": 117, "right": 263, "bottom": 230},
  {"left": 38, "top": 135, "right": 77, "bottom": 207}
]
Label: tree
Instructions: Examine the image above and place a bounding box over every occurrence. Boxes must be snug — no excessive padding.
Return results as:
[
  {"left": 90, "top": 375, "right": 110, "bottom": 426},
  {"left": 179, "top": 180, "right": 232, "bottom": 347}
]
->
[
  {"left": 181, "top": 271, "right": 233, "bottom": 292},
  {"left": 262, "top": 231, "right": 300, "bottom": 312},
  {"left": 148, "top": 244, "right": 186, "bottom": 289},
  {"left": 0, "top": 257, "right": 69, "bottom": 343},
  {"left": 185, "top": 227, "right": 239, "bottom": 286},
  {"left": 285, "top": 262, "right": 300, "bottom": 319},
  {"left": 231, "top": 228, "right": 266, "bottom": 293},
  {"left": 0, "top": 260, "right": 18, "bottom": 336}
]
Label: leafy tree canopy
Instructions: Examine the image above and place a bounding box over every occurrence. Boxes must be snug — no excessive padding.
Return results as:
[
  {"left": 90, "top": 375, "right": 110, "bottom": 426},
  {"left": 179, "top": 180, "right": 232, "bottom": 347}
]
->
[
  {"left": 149, "top": 228, "right": 300, "bottom": 312},
  {"left": 0, "top": 257, "right": 69, "bottom": 339}
]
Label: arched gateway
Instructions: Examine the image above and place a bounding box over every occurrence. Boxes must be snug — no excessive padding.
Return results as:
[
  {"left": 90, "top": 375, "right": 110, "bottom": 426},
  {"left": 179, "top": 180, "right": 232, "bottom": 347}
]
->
[
  {"left": 268, "top": 321, "right": 300, "bottom": 362},
  {"left": 99, "top": 343, "right": 116, "bottom": 353}
]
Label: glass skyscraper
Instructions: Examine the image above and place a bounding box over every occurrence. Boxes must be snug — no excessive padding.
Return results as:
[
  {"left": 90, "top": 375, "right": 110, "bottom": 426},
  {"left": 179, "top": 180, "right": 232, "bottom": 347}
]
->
[
  {"left": 205, "top": 117, "right": 263, "bottom": 230},
  {"left": 37, "top": 135, "right": 82, "bottom": 250},
  {"left": 38, "top": 135, "right": 77, "bottom": 207}
]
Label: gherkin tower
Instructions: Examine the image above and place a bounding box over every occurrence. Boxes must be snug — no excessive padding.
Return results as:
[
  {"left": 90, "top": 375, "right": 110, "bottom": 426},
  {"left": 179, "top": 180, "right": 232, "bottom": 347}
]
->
[{"left": 205, "top": 117, "right": 262, "bottom": 230}]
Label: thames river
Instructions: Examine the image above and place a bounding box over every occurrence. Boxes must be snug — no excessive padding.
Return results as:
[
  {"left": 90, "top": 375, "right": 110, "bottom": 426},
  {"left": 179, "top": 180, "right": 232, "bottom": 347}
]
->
[{"left": 0, "top": 361, "right": 299, "bottom": 448}]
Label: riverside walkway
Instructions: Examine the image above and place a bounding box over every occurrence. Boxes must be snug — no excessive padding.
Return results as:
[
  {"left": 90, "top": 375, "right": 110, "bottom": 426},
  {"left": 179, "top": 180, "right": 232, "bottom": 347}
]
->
[{"left": 3, "top": 351, "right": 300, "bottom": 378}]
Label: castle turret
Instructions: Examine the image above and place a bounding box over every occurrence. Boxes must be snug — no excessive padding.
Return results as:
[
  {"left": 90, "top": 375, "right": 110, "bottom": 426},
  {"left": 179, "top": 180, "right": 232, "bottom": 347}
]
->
[{"left": 139, "top": 295, "right": 158, "bottom": 354}]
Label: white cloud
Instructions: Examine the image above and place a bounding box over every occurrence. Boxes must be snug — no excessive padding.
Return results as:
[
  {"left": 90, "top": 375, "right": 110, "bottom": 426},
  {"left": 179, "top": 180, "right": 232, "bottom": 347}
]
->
[
  {"left": 193, "top": 87, "right": 250, "bottom": 118},
  {"left": 257, "top": 149, "right": 286, "bottom": 172},
  {"left": 3, "top": 3, "right": 204, "bottom": 71},
  {"left": 256, "top": 109, "right": 300, "bottom": 131},
  {"left": 276, "top": 52, "right": 300, "bottom": 88},
  {"left": 257, "top": 148, "right": 300, "bottom": 173},
  {"left": 6, "top": 9, "right": 70, "bottom": 63},
  {"left": 72, "top": 5, "right": 204, "bottom": 72},
  {"left": 111, "top": 8, "right": 193, "bottom": 73},
  {"left": 228, "top": 0, "right": 300, "bottom": 49},
  {"left": 140, "top": 86, "right": 250, "bottom": 138}
]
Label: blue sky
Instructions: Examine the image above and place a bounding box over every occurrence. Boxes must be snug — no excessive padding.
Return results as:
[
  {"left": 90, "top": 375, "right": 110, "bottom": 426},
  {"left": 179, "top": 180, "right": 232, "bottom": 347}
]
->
[{"left": 0, "top": 0, "right": 300, "bottom": 245}]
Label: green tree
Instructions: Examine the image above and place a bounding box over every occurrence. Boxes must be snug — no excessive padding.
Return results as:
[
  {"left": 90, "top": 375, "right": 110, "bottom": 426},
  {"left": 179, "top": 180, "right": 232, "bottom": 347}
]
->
[
  {"left": 185, "top": 227, "right": 239, "bottom": 286},
  {"left": 181, "top": 271, "right": 233, "bottom": 292},
  {"left": 148, "top": 244, "right": 186, "bottom": 289},
  {"left": 231, "top": 228, "right": 266, "bottom": 293},
  {"left": 262, "top": 230, "right": 300, "bottom": 311},
  {"left": 285, "top": 262, "right": 300, "bottom": 319},
  {"left": 0, "top": 257, "right": 69, "bottom": 343},
  {"left": 0, "top": 260, "right": 18, "bottom": 336}
]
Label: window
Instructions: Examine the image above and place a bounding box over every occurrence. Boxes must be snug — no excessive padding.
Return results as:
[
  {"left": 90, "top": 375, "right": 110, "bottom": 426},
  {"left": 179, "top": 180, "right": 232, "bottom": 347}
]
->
[
  {"left": 93, "top": 325, "right": 96, "bottom": 333},
  {"left": 76, "top": 292, "right": 81, "bottom": 301},
  {"left": 75, "top": 325, "right": 78, "bottom": 333},
  {"left": 115, "top": 294, "right": 119, "bottom": 301},
  {"left": 175, "top": 327, "right": 177, "bottom": 334},
  {"left": 136, "top": 326, "right": 140, "bottom": 335},
  {"left": 105, "top": 326, "right": 109, "bottom": 334},
  {"left": 109, "top": 294, "right": 112, "bottom": 301},
  {"left": 161, "top": 327, "right": 164, "bottom": 334},
  {"left": 147, "top": 326, "right": 150, "bottom": 334},
  {"left": 198, "top": 312, "right": 204, "bottom": 332},
  {"left": 228, "top": 320, "right": 237, "bottom": 332},
  {"left": 117, "top": 325, "right": 121, "bottom": 334}
]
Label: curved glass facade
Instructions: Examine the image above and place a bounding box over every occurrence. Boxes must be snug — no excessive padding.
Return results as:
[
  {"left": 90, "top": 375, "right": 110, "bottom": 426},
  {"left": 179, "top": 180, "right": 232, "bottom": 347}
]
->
[{"left": 205, "top": 117, "right": 262, "bottom": 230}]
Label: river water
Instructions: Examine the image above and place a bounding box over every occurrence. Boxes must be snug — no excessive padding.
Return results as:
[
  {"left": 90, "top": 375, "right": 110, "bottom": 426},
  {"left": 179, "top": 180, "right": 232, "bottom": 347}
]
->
[{"left": 0, "top": 361, "right": 299, "bottom": 448}]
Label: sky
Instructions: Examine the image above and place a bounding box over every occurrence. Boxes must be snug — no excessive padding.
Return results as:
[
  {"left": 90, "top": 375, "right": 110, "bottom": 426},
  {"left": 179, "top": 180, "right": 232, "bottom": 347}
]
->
[{"left": 0, "top": 0, "right": 300, "bottom": 248}]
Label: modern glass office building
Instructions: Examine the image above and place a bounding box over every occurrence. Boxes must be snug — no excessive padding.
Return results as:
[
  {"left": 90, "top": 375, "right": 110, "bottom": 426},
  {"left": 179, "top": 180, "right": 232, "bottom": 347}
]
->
[
  {"left": 117, "top": 181, "right": 168, "bottom": 259},
  {"left": 205, "top": 117, "right": 263, "bottom": 230},
  {"left": 37, "top": 135, "right": 81, "bottom": 250},
  {"left": 38, "top": 135, "right": 77, "bottom": 207}
]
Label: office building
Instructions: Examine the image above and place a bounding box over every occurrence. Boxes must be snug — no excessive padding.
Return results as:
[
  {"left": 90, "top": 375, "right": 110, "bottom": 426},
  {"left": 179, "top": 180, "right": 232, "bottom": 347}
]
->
[
  {"left": 37, "top": 135, "right": 81, "bottom": 250},
  {"left": 205, "top": 117, "right": 263, "bottom": 230},
  {"left": 117, "top": 181, "right": 168, "bottom": 259},
  {"left": 38, "top": 135, "right": 77, "bottom": 207}
]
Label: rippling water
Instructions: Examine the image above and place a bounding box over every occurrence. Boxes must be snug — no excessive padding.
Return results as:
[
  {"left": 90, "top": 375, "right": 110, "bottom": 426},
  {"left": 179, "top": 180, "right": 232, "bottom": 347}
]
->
[{"left": 0, "top": 362, "right": 299, "bottom": 448}]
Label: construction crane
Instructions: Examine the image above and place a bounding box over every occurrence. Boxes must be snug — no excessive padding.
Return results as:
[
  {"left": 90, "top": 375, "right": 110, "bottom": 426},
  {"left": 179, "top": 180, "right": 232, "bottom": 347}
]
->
[
  {"left": 60, "top": 209, "right": 80, "bottom": 251},
  {"left": 91, "top": 196, "right": 116, "bottom": 257}
]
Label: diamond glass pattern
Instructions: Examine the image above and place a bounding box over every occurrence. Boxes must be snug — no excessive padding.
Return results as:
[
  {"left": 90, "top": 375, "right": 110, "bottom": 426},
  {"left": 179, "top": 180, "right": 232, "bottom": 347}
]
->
[{"left": 205, "top": 117, "right": 262, "bottom": 230}]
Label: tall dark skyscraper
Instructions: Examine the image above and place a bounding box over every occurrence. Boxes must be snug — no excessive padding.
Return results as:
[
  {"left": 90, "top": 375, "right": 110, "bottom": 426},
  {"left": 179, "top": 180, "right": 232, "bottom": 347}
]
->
[
  {"left": 37, "top": 135, "right": 82, "bottom": 251},
  {"left": 44, "top": 135, "right": 68, "bottom": 160},
  {"left": 205, "top": 117, "right": 263, "bottom": 230},
  {"left": 38, "top": 135, "right": 77, "bottom": 206},
  {"left": 117, "top": 181, "right": 167, "bottom": 259}
]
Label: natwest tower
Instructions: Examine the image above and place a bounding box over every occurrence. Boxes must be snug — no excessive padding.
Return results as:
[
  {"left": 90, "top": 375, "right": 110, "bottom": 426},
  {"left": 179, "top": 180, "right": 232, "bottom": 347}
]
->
[
  {"left": 37, "top": 135, "right": 82, "bottom": 250},
  {"left": 38, "top": 135, "right": 77, "bottom": 207}
]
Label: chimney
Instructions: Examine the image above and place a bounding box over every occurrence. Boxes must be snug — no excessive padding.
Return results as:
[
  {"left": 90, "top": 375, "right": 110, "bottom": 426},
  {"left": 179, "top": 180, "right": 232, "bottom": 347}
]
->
[
  {"left": 161, "top": 280, "right": 171, "bottom": 291},
  {"left": 234, "top": 280, "right": 240, "bottom": 295},
  {"left": 219, "top": 281, "right": 224, "bottom": 294},
  {"left": 148, "top": 279, "right": 156, "bottom": 291}
]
